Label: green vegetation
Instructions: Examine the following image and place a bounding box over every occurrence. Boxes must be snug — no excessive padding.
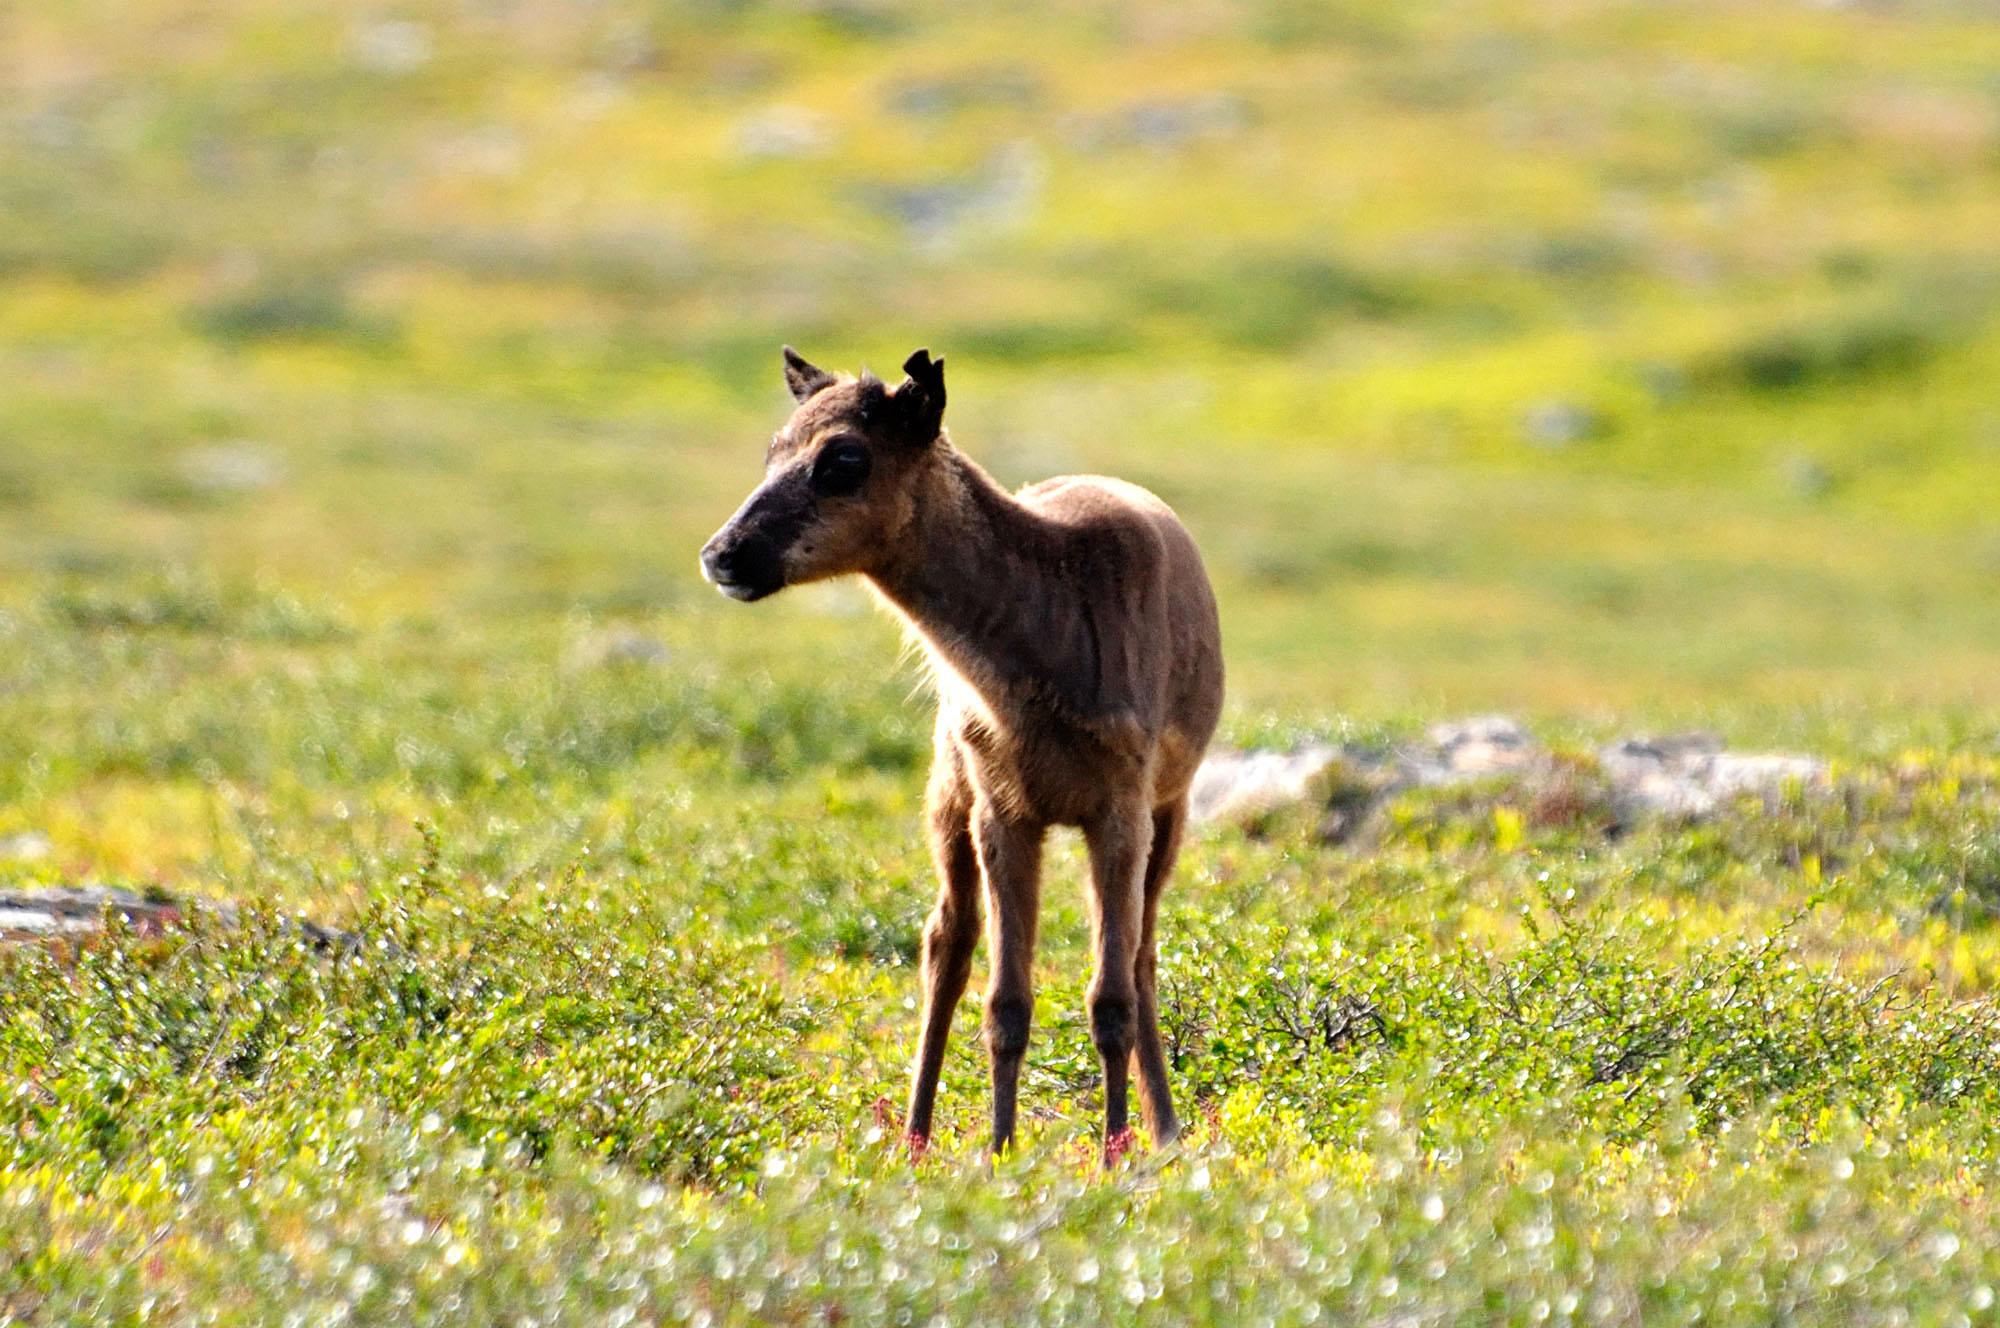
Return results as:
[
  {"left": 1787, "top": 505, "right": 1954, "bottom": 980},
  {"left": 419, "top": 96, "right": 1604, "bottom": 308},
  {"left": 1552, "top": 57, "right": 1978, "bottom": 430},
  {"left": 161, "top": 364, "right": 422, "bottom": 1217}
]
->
[{"left": 4, "top": 0, "right": 2000, "bottom": 1321}]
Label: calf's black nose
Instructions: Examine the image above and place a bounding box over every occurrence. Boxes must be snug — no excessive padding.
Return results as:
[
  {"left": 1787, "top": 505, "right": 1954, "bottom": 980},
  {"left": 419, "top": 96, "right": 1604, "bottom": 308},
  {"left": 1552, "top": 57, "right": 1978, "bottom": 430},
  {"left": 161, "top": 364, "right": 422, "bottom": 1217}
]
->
[{"left": 700, "top": 532, "right": 784, "bottom": 602}]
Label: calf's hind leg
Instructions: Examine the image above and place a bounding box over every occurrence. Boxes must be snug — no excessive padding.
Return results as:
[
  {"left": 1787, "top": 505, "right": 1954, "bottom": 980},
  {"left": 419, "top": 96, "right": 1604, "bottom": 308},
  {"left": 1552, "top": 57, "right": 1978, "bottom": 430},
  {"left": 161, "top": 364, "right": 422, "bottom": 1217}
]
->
[
  {"left": 1081, "top": 799, "right": 1152, "bottom": 1154},
  {"left": 1131, "top": 798, "right": 1186, "bottom": 1146}
]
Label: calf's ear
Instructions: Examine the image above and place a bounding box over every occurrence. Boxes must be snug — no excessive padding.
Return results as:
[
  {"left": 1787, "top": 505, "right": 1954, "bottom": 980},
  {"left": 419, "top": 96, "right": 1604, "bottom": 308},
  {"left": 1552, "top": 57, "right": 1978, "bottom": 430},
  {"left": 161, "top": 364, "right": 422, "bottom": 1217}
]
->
[
  {"left": 782, "top": 346, "right": 836, "bottom": 402},
  {"left": 896, "top": 348, "right": 946, "bottom": 442}
]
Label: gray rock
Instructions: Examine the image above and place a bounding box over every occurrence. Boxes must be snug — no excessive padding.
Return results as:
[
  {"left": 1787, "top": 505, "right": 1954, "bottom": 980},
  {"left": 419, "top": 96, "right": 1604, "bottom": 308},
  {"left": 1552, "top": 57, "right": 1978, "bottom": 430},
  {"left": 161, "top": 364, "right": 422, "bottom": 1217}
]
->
[
  {"left": 1189, "top": 717, "right": 1545, "bottom": 828},
  {"left": 1191, "top": 718, "right": 1828, "bottom": 832},
  {"left": 1522, "top": 399, "right": 1603, "bottom": 447},
  {"left": 563, "top": 628, "right": 671, "bottom": 673},
  {"left": 864, "top": 141, "right": 1044, "bottom": 252},
  {"left": 0, "top": 885, "right": 184, "bottom": 939},
  {"left": 885, "top": 69, "right": 1041, "bottom": 120},
  {"left": 1059, "top": 94, "right": 1252, "bottom": 153},
  {"left": 1600, "top": 735, "right": 1827, "bottom": 818},
  {"left": 350, "top": 19, "right": 433, "bottom": 75},
  {"left": 731, "top": 106, "right": 834, "bottom": 161},
  {"left": 177, "top": 444, "right": 284, "bottom": 496},
  {"left": 1407, "top": 715, "right": 1543, "bottom": 784},
  {"left": 1779, "top": 451, "right": 1836, "bottom": 498},
  {"left": 1187, "top": 745, "right": 1340, "bottom": 825},
  {"left": 0, "top": 884, "right": 363, "bottom": 953},
  {"left": 0, "top": 909, "right": 68, "bottom": 935}
]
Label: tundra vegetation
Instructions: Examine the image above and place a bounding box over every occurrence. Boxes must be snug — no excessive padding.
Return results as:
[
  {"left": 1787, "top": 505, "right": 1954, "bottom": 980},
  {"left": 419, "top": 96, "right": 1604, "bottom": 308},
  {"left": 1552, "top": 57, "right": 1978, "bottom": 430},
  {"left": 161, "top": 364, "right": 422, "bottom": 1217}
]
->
[{"left": 5, "top": 0, "right": 2000, "bottom": 1322}]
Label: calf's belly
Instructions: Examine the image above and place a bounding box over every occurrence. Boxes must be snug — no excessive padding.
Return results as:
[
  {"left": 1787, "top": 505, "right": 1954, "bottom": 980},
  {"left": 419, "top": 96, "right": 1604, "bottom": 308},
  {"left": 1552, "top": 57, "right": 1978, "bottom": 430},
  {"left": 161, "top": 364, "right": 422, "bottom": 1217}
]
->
[{"left": 947, "top": 714, "right": 1168, "bottom": 827}]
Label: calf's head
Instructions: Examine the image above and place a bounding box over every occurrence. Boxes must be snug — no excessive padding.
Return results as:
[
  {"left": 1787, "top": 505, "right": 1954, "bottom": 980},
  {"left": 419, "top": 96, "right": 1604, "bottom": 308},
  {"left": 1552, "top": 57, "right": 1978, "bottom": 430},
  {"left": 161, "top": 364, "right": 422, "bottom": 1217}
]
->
[{"left": 700, "top": 346, "right": 946, "bottom": 601}]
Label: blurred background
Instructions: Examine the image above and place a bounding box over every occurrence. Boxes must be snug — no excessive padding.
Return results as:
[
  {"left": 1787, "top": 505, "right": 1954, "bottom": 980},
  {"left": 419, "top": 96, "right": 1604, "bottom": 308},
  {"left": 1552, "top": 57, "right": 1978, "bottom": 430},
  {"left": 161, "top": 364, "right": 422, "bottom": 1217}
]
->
[{"left": 5, "top": 0, "right": 2000, "bottom": 852}]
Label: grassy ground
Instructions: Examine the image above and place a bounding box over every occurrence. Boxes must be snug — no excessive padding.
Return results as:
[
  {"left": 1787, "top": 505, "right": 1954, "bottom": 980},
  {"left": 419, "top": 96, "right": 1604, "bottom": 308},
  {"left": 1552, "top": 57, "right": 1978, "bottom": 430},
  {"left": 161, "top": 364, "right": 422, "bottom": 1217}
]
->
[{"left": 6, "top": 0, "right": 2000, "bottom": 1321}]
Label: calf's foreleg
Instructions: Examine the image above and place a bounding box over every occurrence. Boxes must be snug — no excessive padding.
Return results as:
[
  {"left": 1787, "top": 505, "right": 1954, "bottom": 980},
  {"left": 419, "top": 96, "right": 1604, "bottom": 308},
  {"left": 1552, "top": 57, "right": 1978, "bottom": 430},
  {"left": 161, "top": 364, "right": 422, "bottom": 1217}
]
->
[
  {"left": 975, "top": 806, "right": 1043, "bottom": 1154},
  {"left": 905, "top": 781, "right": 980, "bottom": 1147}
]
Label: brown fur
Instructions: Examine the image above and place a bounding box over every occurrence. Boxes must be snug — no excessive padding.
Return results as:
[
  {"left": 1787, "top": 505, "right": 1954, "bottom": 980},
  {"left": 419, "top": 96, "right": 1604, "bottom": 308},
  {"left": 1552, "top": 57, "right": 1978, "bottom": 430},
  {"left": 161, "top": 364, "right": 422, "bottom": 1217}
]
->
[{"left": 701, "top": 347, "right": 1224, "bottom": 1156}]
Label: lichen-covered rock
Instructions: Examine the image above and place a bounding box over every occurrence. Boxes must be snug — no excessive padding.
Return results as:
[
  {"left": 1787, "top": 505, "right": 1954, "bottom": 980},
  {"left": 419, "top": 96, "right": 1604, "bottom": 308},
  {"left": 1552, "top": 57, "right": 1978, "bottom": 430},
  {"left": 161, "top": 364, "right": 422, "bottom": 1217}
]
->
[
  {"left": 0, "top": 885, "right": 360, "bottom": 951},
  {"left": 1600, "top": 736, "right": 1829, "bottom": 818},
  {"left": 0, "top": 885, "right": 184, "bottom": 940},
  {"left": 1406, "top": 715, "right": 1545, "bottom": 784},
  {"left": 1190, "top": 718, "right": 1549, "bottom": 829},
  {"left": 1188, "top": 745, "right": 1340, "bottom": 825},
  {"left": 1191, "top": 718, "right": 1829, "bottom": 832}
]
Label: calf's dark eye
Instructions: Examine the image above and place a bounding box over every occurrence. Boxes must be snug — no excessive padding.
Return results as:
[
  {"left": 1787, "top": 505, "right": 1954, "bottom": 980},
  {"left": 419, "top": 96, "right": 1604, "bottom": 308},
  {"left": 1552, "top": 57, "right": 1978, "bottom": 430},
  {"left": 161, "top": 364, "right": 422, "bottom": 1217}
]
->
[{"left": 812, "top": 444, "right": 872, "bottom": 497}]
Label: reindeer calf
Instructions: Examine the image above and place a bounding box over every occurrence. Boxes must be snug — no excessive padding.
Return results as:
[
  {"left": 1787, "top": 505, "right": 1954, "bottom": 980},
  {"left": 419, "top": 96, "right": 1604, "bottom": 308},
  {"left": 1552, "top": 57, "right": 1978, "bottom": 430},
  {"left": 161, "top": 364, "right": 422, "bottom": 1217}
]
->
[{"left": 701, "top": 347, "right": 1224, "bottom": 1157}]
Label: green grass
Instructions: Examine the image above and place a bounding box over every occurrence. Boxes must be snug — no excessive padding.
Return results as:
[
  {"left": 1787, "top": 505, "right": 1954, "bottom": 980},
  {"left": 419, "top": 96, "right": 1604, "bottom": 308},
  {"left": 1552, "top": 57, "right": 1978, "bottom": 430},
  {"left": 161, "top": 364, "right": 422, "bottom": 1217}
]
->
[{"left": 5, "top": 0, "right": 2000, "bottom": 1320}]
